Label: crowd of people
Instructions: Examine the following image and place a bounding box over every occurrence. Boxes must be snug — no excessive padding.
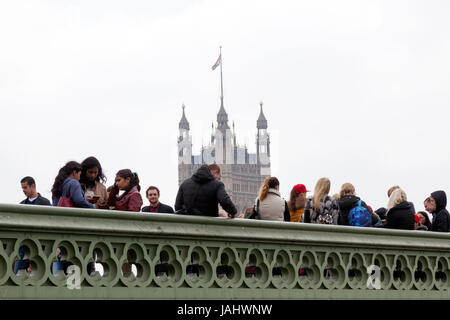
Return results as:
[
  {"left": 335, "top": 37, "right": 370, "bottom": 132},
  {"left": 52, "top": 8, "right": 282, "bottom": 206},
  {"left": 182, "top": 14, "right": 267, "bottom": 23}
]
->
[{"left": 19, "top": 157, "right": 450, "bottom": 233}]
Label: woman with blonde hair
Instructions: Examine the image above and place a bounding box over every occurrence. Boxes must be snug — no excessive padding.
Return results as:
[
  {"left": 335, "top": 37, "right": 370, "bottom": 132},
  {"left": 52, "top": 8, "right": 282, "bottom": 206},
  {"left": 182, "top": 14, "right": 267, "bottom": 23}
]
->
[
  {"left": 384, "top": 188, "right": 414, "bottom": 230},
  {"left": 304, "top": 177, "right": 341, "bottom": 225},
  {"left": 256, "top": 177, "right": 290, "bottom": 221}
]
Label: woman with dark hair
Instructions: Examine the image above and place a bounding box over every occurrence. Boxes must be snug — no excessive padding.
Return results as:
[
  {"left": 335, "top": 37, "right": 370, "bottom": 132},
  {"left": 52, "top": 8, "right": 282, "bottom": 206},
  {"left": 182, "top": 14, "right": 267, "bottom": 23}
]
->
[
  {"left": 51, "top": 161, "right": 94, "bottom": 208},
  {"left": 80, "top": 156, "right": 108, "bottom": 209},
  {"left": 416, "top": 211, "right": 432, "bottom": 231},
  {"left": 256, "top": 177, "right": 290, "bottom": 221},
  {"left": 107, "top": 169, "right": 143, "bottom": 212}
]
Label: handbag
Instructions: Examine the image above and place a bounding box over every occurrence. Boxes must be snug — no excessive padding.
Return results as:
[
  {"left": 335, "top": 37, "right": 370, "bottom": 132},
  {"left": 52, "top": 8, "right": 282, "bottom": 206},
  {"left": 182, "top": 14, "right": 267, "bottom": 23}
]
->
[
  {"left": 57, "top": 183, "right": 79, "bottom": 207},
  {"left": 245, "top": 199, "right": 260, "bottom": 219}
]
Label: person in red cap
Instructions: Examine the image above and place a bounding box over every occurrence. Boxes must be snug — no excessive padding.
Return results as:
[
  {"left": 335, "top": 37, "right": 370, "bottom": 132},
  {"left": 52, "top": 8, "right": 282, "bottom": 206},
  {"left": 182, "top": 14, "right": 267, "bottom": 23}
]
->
[
  {"left": 414, "top": 213, "right": 428, "bottom": 231},
  {"left": 288, "top": 184, "right": 310, "bottom": 222}
]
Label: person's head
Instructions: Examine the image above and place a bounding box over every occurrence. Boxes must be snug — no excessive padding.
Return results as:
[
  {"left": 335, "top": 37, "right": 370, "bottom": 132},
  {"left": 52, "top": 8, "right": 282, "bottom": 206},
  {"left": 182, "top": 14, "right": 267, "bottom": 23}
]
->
[
  {"left": 20, "top": 176, "right": 37, "bottom": 198},
  {"left": 428, "top": 190, "right": 447, "bottom": 213},
  {"left": 313, "top": 177, "right": 331, "bottom": 211},
  {"left": 288, "top": 184, "right": 309, "bottom": 211},
  {"left": 146, "top": 186, "right": 160, "bottom": 205},
  {"left": 51, "top": 161, "right": 83, "bottom": 198},
  {"left": 424, "top": 196, "right": 436, "bottom": 213},
  {"left": 208, "top": 164, "right": 221, "bottom": 180},
  {"left": 387, "top": 188, "right": 407, "bottom": 211},
  {"left": 80, "top": 156, "right": 106, "bottom": 187},
  {"left": 339, "top": 182, "right": 355, "bottom": 198},
  {"left": 375, "top": 207, "right": 387, "bottom": 220},
  {"left": 387, "top": 185, "right": 400, "bottom": 198},
  {"left": 416, "top": 211, "right": 431, "bottom": 229},
  {"left": 258, "top": 177, "right": 280, "bottom": 201},
  {"left": 115, "top": 169, "right": 140, "bottom": 192}
]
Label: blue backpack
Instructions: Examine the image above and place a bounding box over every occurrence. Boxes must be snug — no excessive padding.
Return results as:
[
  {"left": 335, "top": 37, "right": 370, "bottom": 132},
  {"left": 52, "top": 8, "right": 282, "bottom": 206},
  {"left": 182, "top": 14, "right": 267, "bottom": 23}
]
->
[{"left": 348, "top": 200, "right": 372, "bottom": 227}]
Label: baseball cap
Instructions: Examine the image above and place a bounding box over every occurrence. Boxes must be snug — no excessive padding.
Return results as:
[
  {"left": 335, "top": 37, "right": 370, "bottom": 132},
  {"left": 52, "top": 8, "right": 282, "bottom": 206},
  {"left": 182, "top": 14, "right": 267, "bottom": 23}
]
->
[
  {"left": 293, "top": 184, "right": 310, "bottom": 194},
  {"left": 414, "top": 214, "right": 420, "bottom": 224}
]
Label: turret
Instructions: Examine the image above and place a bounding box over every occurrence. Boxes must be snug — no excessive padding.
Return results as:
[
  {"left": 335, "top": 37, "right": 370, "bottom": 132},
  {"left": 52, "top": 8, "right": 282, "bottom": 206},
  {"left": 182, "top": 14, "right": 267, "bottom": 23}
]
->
[
  {"left": 178, "top": 104, "right": 192, "bottom": 164},
  {"left": 256, "top": 101, "right": 270, "bottom": 175}
]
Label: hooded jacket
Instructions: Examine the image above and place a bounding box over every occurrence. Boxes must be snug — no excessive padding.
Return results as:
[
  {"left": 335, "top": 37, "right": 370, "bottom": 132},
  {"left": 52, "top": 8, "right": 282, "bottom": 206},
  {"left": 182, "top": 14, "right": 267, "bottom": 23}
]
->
[
  {"left": 175, "top": 165, "right": 237, "bottom": 217},
  {"left": 385, "top": 201, "right": 415, "bottom": 230},
  {"left": 430, "top": 190, "right": 450, "bottom": 232}
]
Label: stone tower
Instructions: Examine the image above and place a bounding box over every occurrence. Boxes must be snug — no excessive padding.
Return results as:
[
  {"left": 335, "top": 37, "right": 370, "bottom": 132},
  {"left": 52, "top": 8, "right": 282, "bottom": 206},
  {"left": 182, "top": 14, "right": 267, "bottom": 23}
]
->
[{"left": 177, "top": 102, "right": 271, "bottom": 214}]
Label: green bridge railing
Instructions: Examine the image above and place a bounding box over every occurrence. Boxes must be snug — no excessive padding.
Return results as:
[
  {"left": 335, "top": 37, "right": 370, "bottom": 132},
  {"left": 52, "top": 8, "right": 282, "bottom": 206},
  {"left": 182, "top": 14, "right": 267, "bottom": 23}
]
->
[{"left": 0, "top": 203, "right": 449, "bottom": 299}]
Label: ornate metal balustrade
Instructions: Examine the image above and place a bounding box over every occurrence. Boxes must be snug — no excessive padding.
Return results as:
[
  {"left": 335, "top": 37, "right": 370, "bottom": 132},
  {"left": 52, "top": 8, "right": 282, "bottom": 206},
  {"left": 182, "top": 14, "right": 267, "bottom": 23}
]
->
[{"left": 0, "top": 203, "right": 449, "bottom": 299}]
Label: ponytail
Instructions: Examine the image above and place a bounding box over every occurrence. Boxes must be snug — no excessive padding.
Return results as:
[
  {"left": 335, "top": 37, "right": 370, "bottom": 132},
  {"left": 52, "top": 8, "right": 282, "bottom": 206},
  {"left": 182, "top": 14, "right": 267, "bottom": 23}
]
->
[{"left": 258, "top": 177, "right": 279, "bottom": 201}]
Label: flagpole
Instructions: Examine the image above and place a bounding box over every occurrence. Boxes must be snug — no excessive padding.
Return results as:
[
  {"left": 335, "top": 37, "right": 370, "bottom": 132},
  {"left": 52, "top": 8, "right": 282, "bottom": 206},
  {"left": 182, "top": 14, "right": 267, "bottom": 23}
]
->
[{"left": 219, "top": 46, "right": 224, "bottom": 105}]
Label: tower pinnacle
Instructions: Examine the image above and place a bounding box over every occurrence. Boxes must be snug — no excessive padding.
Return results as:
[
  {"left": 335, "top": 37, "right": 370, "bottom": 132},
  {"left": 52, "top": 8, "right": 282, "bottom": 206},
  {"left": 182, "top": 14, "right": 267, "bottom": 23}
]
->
[
  {"left": 179, "top": 104, "right": 190, "bottom": 130},
  {"left": 257, "top": 101, "right": 268, "bottom": 129}
]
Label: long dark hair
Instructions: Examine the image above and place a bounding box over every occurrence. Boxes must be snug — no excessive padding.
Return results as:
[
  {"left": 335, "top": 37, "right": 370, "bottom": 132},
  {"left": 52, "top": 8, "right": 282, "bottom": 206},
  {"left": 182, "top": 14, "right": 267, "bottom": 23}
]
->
[
  {"left": 51, "top": 161, "right": 82, "bottom": 199},
  {"left": 80, "top": 156, "right": 106, "bottom": 187},
  {"left": 116, "top": 169, "right": 140, "bottom": 200},
  {"left": 288, "top": 189, "right": 297, "bottom": 212}
]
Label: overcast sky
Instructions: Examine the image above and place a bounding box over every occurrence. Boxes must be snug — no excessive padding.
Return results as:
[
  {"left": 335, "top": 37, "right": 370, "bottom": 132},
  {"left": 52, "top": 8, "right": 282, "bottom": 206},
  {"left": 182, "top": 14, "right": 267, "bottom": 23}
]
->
[{"left": 1, "top": 0, "right": 449, "bottom": 213}]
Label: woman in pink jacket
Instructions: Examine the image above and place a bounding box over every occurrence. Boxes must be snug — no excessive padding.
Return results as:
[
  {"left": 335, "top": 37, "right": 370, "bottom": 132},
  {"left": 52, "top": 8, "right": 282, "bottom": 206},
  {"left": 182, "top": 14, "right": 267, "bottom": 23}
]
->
[{"left": 107, "top": 169, "right": 143, "bottom": 212}]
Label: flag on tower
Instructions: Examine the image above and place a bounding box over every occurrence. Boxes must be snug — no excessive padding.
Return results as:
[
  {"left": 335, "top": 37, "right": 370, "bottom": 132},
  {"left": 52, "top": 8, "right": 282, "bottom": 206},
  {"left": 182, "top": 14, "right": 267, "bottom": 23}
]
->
[{"left": 212, "top": 54, "right": 221, "bottom": 70}]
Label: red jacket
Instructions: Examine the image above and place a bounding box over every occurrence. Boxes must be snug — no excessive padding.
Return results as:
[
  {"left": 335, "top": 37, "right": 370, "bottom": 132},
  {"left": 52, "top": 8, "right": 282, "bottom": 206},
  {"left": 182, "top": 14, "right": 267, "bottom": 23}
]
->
[{"left": 109, "top": 186, "right": 143, "bottom": 212}]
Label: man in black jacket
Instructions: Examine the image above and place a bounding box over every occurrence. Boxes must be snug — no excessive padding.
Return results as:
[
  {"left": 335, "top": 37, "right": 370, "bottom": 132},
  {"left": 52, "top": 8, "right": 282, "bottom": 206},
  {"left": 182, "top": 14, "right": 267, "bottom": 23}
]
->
[
  {"left": 142, "top": 186, "right": 174, "bottom": 213},
  {"left": 425, "top": 191, "right": 450, "bottom": 232},
  {"left": 175, "top": 165, "right": 237, "bottom": 218},
  {"left": 20, "top": 176, "right": 51, "bottom": 206}
]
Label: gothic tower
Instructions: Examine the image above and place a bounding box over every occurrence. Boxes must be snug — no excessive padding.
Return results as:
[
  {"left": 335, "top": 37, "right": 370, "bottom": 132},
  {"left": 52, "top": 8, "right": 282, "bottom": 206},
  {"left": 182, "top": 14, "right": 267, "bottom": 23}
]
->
[
  {"left": 178, "top": 104, "right": 192, "bottom": 165},
  {"left": 256, "top": 102, "right": 271, "bottom": 176}
]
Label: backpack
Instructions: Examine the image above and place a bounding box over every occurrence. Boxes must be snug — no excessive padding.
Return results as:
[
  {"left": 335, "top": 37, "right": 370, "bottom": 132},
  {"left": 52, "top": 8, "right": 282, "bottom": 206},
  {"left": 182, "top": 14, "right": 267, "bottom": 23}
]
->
[
  {"left": 348, "top": 200, "right": 372, "bottom": 227},
  {"left": 57, "top": 183, "right": 79, "bottom": 207},
  {"left": 309, "top": 198, "right": 334, "bottom": 224}
]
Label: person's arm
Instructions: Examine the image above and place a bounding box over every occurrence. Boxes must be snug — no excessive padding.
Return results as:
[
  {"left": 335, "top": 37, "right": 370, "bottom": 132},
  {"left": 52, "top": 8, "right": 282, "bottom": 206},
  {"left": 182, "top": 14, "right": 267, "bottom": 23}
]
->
[
  {"left": 283, "top": 201, "right": 290, "bottom": 222},
  {"left": 95, "top": 183, "right": 109, "bottom": 209},
  {"left": 433, "top": 212, "right": 448, "bottom": 232},
  {"left": 107, "top": 186, "right": 119, "bottom": 208},
  {"left": 127, "top": 193, "right": 143, "bottom": 212},
  {"left": 332, "top": 199, "right": 341, "bottom": 225},
  {"left": 174, "top": 187, "right": 184, "bottom": 212},
  {"left": 216, "top": 182, "right": 237, "bottom": 217},
  {"left": 304, "top": 200, "right": 311, "bottom": 223},
  {"left": 384, "top": 210, "right": 395, "bottom": 229},
  {"left": 71, "top": 184, "right": 94, "bottom": 209}
]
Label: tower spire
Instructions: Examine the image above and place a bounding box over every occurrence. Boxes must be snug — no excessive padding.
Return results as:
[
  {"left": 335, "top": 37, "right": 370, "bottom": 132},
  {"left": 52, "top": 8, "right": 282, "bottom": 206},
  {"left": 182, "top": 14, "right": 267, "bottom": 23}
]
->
[
  {"left": 257, "top": 101, "right": 268, "bottom": 129},
  {"left": 179, "top": 103, "right": 190, "bottom": 130}
]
